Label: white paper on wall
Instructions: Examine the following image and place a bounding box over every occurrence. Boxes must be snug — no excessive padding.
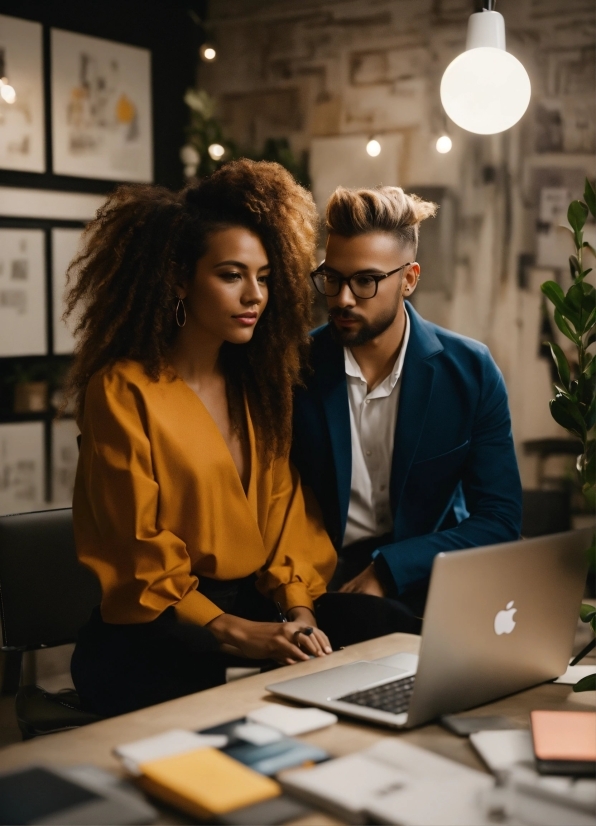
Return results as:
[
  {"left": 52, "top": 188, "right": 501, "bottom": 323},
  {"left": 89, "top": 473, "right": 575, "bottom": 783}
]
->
[
  {"left": 0, "top": 228, "right": 46, "bottom": 356},
  {"left": 51, "top": 28, "right": 153, "bottom": 182},
  {"left": 51, "top": 418, "right": 79, "bottom": 505},
  {"left": 52, "top": 227, "right": 83, "bottom": 354},
  {"left": 310, "top": 134, "right": 404, "bottom": 215},
  {"left": 0, "top": 422, "right": 45, "bottom": 516},
  {"left": 0, "top": 14, "right": 45, "bottom": 173}
]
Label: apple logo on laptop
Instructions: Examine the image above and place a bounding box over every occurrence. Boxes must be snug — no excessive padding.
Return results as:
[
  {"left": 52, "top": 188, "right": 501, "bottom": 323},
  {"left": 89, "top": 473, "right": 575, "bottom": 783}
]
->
[{"left": 494, "top": 601, "right": 517, "bottom": 635}]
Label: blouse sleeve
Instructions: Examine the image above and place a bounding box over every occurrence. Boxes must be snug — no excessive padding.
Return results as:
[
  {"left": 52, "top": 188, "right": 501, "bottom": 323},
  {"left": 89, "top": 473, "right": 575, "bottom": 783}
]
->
[
  {"left": 255, "top": 457, "right": 337, "bottom": 614},
  {"left": 74, "top": 369, "right": 224, "bottom": 626}
]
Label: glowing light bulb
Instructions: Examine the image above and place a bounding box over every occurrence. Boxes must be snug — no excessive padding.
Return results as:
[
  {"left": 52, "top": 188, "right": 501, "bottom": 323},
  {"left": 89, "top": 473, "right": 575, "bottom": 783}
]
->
[
  {"left": 436, "top": 135, "right": 452, "bottom": 154},
  {"left": 200, "top": 44, "right": 217, "bottom": 62},
  {"left": 0, "top": 84, "right": 16, "bottom": 104},
  {"left": 208, "top": 143, "right": 225, "bottom": 160},
  {"left": 440, "top": 11, "right": 530, "bottom": 135},
  {"left": 366, "top": 139, "right": 381, "bottom": 157}
]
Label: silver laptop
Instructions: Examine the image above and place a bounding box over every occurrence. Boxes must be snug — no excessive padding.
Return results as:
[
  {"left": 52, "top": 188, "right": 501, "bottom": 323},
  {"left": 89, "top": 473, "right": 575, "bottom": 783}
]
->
[{"left": 267, "top": 529, "right": 592, "bottom": 729}]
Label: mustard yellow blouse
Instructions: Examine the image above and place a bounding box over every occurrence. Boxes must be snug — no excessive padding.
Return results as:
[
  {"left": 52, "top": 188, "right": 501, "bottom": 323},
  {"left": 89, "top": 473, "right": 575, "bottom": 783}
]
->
[{"left": 73, "top": 360, "right": 336, "bottom": 626}]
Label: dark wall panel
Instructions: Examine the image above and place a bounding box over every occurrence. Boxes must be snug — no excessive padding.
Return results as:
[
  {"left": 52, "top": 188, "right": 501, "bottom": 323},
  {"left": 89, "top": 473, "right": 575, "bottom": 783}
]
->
[{"left": 0, "top": 0, "right": 206, "bottom": 193}]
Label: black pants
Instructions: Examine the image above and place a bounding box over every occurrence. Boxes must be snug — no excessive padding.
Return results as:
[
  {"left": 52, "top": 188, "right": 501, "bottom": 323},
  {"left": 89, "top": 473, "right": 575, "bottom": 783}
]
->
[
  {"left": 329, "top": 533, "right": 430, "bottom": 619},
  {"left": 72, "top": 574, "right": 423, "bottom": 718}
]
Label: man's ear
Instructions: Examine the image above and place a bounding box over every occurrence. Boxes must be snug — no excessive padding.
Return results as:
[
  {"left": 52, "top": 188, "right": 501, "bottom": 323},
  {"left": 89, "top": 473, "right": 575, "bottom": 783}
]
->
[{"left": 402, "top": 262, "right": 421, "bottom": 297}]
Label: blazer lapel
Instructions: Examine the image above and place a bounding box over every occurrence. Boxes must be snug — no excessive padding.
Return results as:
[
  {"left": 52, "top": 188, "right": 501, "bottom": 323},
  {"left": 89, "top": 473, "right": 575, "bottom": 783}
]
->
[
  {"left": 315, "top": 328, "right": 352, "bottom": 538},
  {"left": 390, "top": 304, "right": 443, "bottom": 513}
]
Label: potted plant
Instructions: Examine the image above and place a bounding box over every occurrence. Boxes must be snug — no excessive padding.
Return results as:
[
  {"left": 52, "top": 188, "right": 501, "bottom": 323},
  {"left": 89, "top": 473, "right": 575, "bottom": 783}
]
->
[{"left": 541, "top": 178, "right": 596, "bottom": 692}]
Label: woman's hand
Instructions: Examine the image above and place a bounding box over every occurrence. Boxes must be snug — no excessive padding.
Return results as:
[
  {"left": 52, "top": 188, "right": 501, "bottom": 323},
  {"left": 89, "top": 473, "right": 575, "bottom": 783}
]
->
[
  {"left": 207, "top": 609, "right": 332, "bottom": 665},
  {"left": 287, "top": 606, "right": 332, "bottom": 660}
]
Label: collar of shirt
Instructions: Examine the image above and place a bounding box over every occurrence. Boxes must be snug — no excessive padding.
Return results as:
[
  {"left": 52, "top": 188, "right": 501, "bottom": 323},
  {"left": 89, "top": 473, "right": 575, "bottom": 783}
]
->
[{"left": 343, "top": 308, "right": 411, "bottom": 398}]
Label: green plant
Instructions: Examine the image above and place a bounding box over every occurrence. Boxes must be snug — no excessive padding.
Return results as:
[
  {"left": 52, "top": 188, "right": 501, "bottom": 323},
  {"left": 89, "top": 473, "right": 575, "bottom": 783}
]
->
[
  {"left": 182, "top": 89, "right": 236, "bottom": 178},
  {"left": 182, "top": 89, "right": 310, "bottom": 186},
  {"left": 541, "top": 177, "right": 596, "bottom": 692}
]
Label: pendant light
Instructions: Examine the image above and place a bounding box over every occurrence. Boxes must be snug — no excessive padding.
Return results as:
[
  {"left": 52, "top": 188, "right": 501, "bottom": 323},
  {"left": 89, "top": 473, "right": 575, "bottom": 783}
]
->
[{"left": 440, "top": 1, "right": 531, "bottom": 135}]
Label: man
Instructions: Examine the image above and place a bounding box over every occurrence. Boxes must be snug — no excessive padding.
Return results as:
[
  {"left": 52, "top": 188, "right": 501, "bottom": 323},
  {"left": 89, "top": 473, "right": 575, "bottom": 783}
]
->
[{"left": 292, "top": 185, "right": 522, "bottom": 614}]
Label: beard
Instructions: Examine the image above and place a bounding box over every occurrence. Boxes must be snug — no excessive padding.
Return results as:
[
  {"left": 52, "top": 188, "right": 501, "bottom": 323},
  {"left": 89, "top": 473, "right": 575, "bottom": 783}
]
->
[{"left": 329, "top": 299, "right": 399, "bottom": 347}]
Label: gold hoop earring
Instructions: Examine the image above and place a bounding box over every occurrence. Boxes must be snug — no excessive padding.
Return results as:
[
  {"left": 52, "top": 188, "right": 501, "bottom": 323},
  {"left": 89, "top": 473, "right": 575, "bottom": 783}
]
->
[{"left": 175, "top": 298, "right": 186, "bottom": 328}]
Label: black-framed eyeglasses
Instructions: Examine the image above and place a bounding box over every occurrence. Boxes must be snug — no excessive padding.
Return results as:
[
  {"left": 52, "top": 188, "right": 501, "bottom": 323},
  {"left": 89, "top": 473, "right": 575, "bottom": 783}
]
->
[{"left": 310, "top": 262, "right": 412, "bottom": 299}]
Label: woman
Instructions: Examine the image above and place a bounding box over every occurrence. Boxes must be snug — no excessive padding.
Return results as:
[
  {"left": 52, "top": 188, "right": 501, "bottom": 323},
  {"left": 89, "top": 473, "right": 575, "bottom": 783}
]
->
[{"left": 67, "top": 160, "right": 337, "bottom": 717}]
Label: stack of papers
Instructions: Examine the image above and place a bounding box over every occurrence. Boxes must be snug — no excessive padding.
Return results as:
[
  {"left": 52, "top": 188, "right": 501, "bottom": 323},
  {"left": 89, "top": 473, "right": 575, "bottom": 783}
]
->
[{"left": 281, "top": 738, "right": 494, "bottom": 825}]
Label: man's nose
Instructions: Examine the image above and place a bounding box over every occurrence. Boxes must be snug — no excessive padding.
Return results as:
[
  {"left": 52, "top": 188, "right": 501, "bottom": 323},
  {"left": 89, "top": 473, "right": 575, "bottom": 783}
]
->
[{"left": 336, "top": 281, "right": 356, "bottom": 307}]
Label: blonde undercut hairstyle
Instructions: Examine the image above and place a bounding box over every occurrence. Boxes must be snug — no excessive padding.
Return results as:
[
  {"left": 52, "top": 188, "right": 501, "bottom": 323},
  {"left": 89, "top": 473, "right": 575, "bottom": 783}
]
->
[{"left": 325, "top": 186, "right": 438, "bottom": 255}]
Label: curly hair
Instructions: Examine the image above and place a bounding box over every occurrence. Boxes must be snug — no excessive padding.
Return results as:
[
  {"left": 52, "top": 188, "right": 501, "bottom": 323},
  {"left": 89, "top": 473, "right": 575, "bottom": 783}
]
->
[
  {"left": 64, "top": 159, "right": 319, "bottom": 461},
  {"left": 326, "top": 186, "right": 437, "bottom": 254}
]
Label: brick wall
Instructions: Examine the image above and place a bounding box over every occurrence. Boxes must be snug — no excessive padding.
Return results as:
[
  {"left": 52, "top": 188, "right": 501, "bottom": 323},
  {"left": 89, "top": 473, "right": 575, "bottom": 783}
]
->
[{"left": 199, "top": 0, "right": 596, "bottom": 486}]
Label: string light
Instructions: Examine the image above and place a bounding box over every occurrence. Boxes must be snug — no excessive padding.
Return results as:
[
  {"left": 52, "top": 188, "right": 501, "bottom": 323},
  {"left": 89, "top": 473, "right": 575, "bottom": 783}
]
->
[
  {"left": 366, "top": 139, "right": 381, "bottom": 157},
  {"left": 208, "top": 143, "right": 225, "bottom": 160},
  {"left": 199, "top": 43, "right": 217, "bottom": 62},
  {"left": 0, "top": 78, "right": 16, "bottom": 104},
  {"left": 435, "top": 135, "right": 452, "bottom": 154}
]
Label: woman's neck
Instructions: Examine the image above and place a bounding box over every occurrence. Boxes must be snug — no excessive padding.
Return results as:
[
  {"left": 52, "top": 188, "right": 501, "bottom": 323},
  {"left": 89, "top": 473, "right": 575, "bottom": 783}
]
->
[{"left": 168, "top": 325, "right": 223, "bottom": 389}]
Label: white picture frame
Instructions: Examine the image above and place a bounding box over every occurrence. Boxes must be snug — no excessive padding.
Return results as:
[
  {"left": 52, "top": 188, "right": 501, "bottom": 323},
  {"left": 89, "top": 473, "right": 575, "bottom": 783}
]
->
[
  {"left": 0, "top": 422, "right": 45, "bottom": 516},
  {"left": 51, "top": 418, "right": 79, "bottom": 506},
  {"left": 52, "top": 227, "right": 83, "bottom": 354},
  {"left": 0, "top": 14, "right": 45, "bottom": 173},
  {"left": 51, "top": 28, "right": 153, "bottom": 182},
  {"left": 0, "top": 228, "right": 47, "bottom": 356}
]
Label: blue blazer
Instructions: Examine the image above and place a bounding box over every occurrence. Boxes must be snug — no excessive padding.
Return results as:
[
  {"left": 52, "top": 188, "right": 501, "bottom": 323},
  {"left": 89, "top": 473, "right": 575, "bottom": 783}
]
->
[{"left": 291, "top": 303, "right": 522, "bottom": 595}]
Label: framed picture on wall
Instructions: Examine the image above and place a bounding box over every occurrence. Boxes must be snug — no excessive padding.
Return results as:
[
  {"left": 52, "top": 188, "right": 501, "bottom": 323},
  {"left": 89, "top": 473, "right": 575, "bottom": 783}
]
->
[
  {"left": 0, "top": 228, "right": 47, "bottom": 356},
  {"left": 51, "top": 28, "right": 153, "bottom": 182},
  {"left": 52, "top": 227, "right": 83, "bottom": 354},
  {"left": 0, "top": 421, "right": 45, "bottom": 516},
  {"left": 0, "top": 14, "right": 45, "bottom": 173}
]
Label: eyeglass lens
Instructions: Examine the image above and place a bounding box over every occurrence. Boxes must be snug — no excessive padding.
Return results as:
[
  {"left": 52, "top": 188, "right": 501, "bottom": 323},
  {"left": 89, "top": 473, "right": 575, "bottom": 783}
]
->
[{"left": 312, "top": 271, "right": 379, "bottom": 299}]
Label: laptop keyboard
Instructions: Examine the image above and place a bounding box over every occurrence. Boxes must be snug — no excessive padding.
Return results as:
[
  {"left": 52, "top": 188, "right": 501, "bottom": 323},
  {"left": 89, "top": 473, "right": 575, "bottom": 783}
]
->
[{"left": 337, "top": 674, "right": 415, "bottom": 715}]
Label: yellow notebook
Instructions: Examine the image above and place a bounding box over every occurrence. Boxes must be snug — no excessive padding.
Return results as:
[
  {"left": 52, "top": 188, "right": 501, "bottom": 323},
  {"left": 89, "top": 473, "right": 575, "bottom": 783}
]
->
[{"left": 138, "top": 746, "right": 281, "bottom": 820}]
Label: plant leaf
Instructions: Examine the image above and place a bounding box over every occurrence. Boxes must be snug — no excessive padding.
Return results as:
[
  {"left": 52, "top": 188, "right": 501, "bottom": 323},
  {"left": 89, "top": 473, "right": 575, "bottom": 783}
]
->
[
  {"left": 583, "top": 242, "right": 596, "bottom": 257},
  {"left": 546, "top": 342, "right": 571, "bottom": 389},
  {"left": 568, "top": 199, "right": 588, "bottom": 234},
  {"left": 573, "top": 674, "right": 596, "bottom": 692},
  {"left": 585, "top": 178, "right": 596, "bottom": 218},
  {"left": 585, "top": 394, "right": 596, "bottom": 431},
  {"left": 569, "top": 255, "right": 581, "bottom": 279},
  {"left": 549, "top": 394, "right": 587, "bottom": 441},
  {"left": 554, "top": 309, "right": 580, "bottom": 344},
  {"left": 567, "top": 282, "right": 596, "bottom": 334},
  {"left": 541, "top": 281, "right": 568, "bottom": 317},
  {"left": 580, "top": 603, "right": 596, "bottom": 623}
]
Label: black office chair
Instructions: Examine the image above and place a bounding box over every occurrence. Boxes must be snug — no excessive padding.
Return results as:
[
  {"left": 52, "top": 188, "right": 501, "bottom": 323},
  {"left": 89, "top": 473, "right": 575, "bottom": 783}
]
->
[
  {"left": 521, "top": 489, "right": 571, "bottom": 537},
  {"left": 0, "top": 508, "right": 102, "bottom": 738}
]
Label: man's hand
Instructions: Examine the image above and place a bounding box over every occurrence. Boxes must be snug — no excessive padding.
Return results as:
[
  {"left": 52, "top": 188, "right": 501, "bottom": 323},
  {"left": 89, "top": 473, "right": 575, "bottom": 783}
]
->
[{"left": 339, "top": 563, "right": 385, "bottom": 597}]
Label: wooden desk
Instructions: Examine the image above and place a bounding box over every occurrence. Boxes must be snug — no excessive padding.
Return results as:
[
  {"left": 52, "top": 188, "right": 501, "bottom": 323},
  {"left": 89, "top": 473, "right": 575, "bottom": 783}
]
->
[{"left": 0, "top": 633, "right": 593, "bottom": 825}]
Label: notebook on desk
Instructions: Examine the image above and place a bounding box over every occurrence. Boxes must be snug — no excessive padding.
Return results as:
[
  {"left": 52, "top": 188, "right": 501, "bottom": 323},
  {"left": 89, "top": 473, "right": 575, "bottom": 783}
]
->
[{"left": 267, "top": 530, "right": 591, "bottom": 729}]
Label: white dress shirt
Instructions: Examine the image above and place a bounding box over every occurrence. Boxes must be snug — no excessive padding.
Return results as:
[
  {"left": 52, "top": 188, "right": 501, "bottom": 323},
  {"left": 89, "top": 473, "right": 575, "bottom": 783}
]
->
[{"left": 342, "top": 309, "right": 411, "bottom": 547}]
